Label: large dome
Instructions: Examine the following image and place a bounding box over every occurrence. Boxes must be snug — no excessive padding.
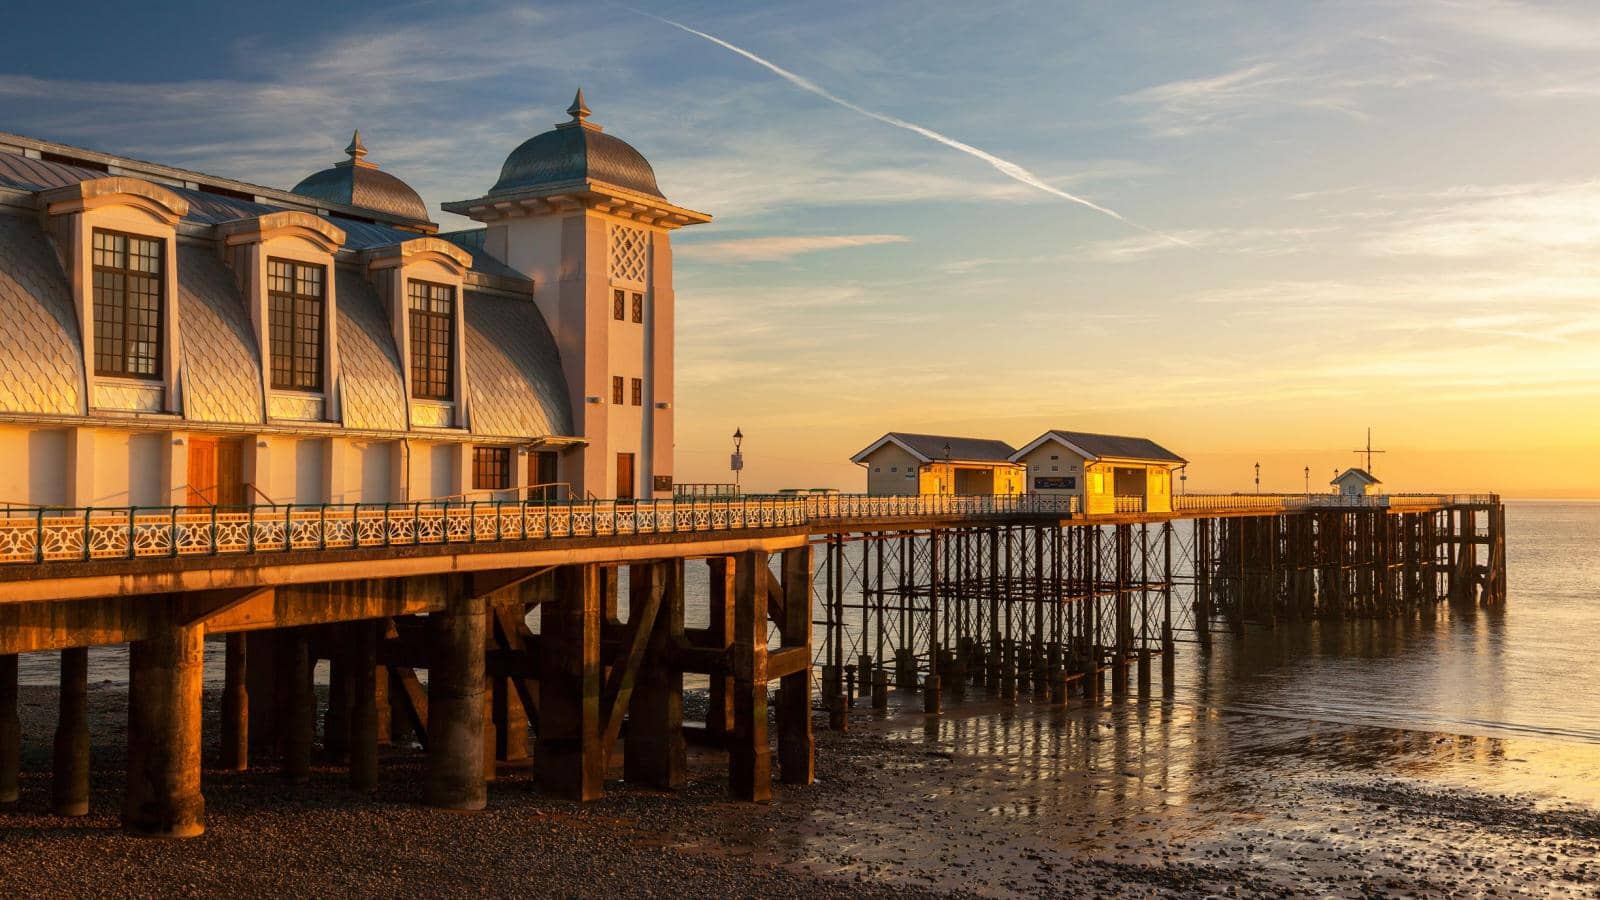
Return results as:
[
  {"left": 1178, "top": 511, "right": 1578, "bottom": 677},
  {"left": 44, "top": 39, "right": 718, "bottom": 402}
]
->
[
  {"left": 291, "top": 131, "right": 431, "bottom": 223},
  {"left": 488, "top": 91, "right": 664, "bottom": 200}
]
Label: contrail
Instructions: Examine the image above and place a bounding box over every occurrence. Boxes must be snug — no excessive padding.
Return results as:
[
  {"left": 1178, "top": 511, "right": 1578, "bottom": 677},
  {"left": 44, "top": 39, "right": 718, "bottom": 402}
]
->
[{"left": 633, "top": 9, "right": 1183, "bottom": 244}]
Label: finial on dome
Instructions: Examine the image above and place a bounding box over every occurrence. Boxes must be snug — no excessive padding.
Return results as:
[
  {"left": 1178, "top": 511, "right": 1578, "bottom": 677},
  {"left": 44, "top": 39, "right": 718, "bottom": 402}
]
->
[
  {"left": 346, "top": 130, "right": 368, "bottom": 161},
  {"left": 568, "top": 89, "right": 591, "bottom": 122}
]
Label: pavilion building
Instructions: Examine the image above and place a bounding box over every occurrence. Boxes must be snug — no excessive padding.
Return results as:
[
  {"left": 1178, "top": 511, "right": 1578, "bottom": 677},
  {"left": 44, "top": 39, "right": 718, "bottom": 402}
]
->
[{"left": 0, "top": 91, "right": 707, "bottom": 508}]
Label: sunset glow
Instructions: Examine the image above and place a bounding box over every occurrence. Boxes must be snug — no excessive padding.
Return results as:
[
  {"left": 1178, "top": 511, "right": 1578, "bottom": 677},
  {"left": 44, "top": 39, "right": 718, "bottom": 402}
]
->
[{"left": 5, "top": 2, "right": 1598, "bottom": 497}]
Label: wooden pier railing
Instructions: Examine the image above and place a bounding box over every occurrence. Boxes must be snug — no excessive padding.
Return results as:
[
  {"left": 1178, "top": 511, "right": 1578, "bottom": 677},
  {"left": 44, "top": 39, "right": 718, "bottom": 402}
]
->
[{"left": 0, "top": 491, "right": 1494, "bottom": 566}]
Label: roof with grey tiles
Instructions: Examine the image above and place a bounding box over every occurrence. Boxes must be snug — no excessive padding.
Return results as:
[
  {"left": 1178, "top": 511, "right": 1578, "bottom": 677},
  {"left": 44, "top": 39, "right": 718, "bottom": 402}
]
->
[
  {"left": 176, "top": 247, "right": 263, "bottom": 424},
  {"left": 0, "top": 215, "right": 81, "bottom": 415},
  {"left": 335, "top": 268, "right": 408, "bottom": 432},
  {"left": 465, "top": 291, "right": 572, "bottom": 437},
  {"left": 1035, "top": 430, "right": 1186, "bottom": 464},
  {"left": 0, "top": 150, "right": 521, "bottom": 281},
  {"left": 854, "top": 433, "right": 1018, "bottom": 464}
]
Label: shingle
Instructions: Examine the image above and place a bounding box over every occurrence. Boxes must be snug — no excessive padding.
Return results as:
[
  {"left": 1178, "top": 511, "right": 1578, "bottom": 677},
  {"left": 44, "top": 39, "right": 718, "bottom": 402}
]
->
[
  {"left": 465, "top": 291, "right": 572, "bottom": 437},
  {"left": 177, "top": 247, "right": 262, "bottom": 424},
  {"left": 336, "top": 268, "right": 408, "bottom": 432},
  {"left": 0, "top": 215, "right": 81, "bottom": 415}
]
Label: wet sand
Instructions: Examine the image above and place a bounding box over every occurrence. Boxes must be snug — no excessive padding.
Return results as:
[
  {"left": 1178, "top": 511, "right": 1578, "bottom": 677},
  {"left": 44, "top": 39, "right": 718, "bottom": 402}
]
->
[{"left": 1, "top": 682, "right": 1597, "bottom": 898}]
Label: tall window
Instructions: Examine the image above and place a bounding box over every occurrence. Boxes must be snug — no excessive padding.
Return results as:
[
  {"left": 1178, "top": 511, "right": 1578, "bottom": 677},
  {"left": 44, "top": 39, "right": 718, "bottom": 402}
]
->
[
  {"left": 92, "top": 229, "right": 163, "bottom": 379},
  {"left": 613, "top": 289, "right": 625, "bottom": 321},
  {"left": 408, "top": 280, "right": 454, "bottom": 400},
  {"left": 630, "top": 377, "right": 643, "bottom": 406},
  {"left": 630, "top": 292, "right": 644, "bottom": 323},
  {"left": 472, "top": 446, "right": 510, "bottom": 490},
  {"left": 267, "top": 259, "right": 325, "bottom": 391},
  {"left": 611, "top": 375, "right": 624, "bottom": 405}
]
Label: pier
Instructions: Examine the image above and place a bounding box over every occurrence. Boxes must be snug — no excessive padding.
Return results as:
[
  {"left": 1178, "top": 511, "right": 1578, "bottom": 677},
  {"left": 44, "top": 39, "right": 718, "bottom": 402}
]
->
[{"left": 0, "top": 491, "right": 1504, "bottom": 836}]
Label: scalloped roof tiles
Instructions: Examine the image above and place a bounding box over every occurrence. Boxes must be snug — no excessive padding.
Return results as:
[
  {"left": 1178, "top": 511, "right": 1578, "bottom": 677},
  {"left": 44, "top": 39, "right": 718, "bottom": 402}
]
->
[
  {"left": 177, "top": 247, "right": 262, "bottom": 424},
  {"left": 0, "top": 216, "right": 81, "bottom": 415},
  {"left": 335, "top": 268, "right": 408, "bottom": 432},
  {"left": 465, "top": 291, "right": 572, "bottom": 438}
]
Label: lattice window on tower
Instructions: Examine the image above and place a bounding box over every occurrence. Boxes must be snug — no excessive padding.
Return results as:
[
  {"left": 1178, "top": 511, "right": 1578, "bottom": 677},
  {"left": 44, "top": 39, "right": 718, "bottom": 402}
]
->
[{"left": 608, "top": 223, "right": 648, "bottom": 286}]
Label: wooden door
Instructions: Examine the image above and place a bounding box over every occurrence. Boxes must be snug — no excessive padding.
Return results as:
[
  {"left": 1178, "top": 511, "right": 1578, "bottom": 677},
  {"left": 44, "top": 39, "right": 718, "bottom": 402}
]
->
[
  {"left": 528, "top": 450, "right": 559, "bottom": 501},
  {"left": 187, "top": 437, "right": 217, "bottom": 506},
  {"left": 616, "top": 453, "right": 635, "bottom": 500},
  {"left": 216, "top": 439, "right": 246, "bottom": 506}
]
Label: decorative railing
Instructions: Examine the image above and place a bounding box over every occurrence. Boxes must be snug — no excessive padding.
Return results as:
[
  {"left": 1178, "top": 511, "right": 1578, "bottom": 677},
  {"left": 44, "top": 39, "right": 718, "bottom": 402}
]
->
[
  {"left": 1174, "top": 492, "right": 1499, "bottom": 513},
  {"left": 0, "top": 498, "right": 809, "bottom": 565},
  {"left": 0, "top": 491, "right": 1499, "bottom": 566},
  {"left": 797, "top": 493, "right": 1080, "bottom": 521}
]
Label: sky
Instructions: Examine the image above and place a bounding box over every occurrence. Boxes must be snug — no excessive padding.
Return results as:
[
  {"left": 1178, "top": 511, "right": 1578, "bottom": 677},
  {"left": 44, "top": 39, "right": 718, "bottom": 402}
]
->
[{"left": 4, "top": 0, "right": 1598, "bottom": 497}]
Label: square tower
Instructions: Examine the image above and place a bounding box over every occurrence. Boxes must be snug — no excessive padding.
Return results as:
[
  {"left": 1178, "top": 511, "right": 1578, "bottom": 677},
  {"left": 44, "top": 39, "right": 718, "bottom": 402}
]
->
[{"left": 444, "top": 92, "right": 711, "bottom": 499}]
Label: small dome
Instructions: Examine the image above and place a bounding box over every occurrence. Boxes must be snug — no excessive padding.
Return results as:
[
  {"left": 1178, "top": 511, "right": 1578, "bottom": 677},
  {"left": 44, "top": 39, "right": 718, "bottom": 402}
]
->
[
  {"left": 488, "top": 90, "right": 664, "bottom": 199},
  {"left": 291, "top": 131, "right": 431, "bottom": 223}
]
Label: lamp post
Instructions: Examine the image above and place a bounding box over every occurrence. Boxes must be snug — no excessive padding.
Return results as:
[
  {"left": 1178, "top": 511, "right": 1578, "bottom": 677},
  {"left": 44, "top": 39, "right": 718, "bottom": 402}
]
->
[
  {"left": 943, "top": 442, "right": 951, "bottom": 495},
  {"left": 1254, "top": 461, "right": 1261, "bottom": 493},
  {"left": 1304, "top": 466, "right": 1310, "bottom": 496},
  {"left": 1179, "top": 465, "right": 1187, "bottom": 495},
  {"left": 731, "top": 427, "right": 744, "bottom": 495}
]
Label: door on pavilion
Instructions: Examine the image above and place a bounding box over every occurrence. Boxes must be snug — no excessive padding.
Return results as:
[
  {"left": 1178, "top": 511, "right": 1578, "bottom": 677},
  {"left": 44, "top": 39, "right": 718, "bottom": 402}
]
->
[
  {"left": 187, "top": 437, "right": 247, "bottom": 506},
  {"left": 528, "top": 450, "right": 559, "bottom": 501},
  {"left": 615, "top": 452, "right": 635, "bottom": 500}
]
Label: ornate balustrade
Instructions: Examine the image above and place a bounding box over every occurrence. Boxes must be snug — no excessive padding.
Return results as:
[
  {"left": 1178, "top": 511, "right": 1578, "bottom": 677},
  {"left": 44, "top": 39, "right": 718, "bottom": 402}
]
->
[
  {"left": 0, "top": 490, "right": 1496, "bottom": 566},
  {"left": 0, "top": 497, "right": 809, "bottom": 565},
  {"left": 1174, "top": 492, "right": 1497, "bottom": 513}
]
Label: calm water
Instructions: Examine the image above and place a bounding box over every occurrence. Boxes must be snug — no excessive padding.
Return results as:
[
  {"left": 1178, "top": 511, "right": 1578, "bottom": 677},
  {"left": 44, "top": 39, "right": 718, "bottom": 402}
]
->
[
  {"left": 19, "top": 501, "right": 1599, "bottom": 748},
  {"left": 1169, "top": 500, "right": 1600, "bottom": 745}
]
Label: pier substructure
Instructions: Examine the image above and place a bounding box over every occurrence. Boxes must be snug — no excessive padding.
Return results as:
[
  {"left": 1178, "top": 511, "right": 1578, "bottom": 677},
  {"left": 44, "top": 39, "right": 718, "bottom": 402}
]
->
[
  {"left": 0, "top": 529, "right": 809, "bottom": 835},
  {"left": 816, "top": 499, "right": 1507, "bottom": 727},
  {"left": 1191, "top": 501, "right": 1507, "bottom": 625},
  {"left": 123, "top": 614, "right": 205, "bottom": 837}
]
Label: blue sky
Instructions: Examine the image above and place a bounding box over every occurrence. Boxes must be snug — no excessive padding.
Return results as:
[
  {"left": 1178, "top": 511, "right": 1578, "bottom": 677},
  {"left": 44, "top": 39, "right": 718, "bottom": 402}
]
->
[{"left": 5, "top": 1, "right": 1600, "bottom": 495}]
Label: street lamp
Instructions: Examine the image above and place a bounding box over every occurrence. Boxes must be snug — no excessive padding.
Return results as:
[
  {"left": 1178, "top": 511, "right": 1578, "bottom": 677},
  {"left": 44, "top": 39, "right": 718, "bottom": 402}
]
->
[
  {"left": 1304, "top": 466, "right": 1310, "bottom": 496},
  {"left": 731, "top": 427, "right": 744, "bottom": 495},
  {"left": 1179, "top": 465, "right": 1187, "bottom": 495},
  {"left": 943, "top": 442, "right": 951, "bottom": 495},
  {"left": 1254, "top": 461, "right": 1261, "bottom": 493}
]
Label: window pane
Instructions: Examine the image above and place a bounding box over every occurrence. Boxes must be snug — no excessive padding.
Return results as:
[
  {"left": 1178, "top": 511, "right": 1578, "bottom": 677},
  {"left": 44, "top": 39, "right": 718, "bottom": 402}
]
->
[
  {"left": 91, "top": 229, "right": 162, "bottom": 379},
  {"left": 268, "top": 259, "right": 325, "bottom": 392},
  {"left": 408, "top": 280, "right": 454, "bottom": 400}
]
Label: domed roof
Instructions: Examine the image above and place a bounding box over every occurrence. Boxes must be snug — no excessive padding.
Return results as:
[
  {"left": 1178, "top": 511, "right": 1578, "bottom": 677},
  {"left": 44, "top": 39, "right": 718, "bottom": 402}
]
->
[
  {"left": 291, "top": 132, "right": 431, "bottom": 223},
  {"left": 488, "top": 91, "right": 664, "bottom": 200}
]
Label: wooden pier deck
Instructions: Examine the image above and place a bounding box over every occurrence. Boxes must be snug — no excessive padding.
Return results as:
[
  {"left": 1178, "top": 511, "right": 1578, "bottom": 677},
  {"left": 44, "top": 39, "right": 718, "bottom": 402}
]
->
[{"left": 0, "top": 492, "right": 1505, "bottom": 836}]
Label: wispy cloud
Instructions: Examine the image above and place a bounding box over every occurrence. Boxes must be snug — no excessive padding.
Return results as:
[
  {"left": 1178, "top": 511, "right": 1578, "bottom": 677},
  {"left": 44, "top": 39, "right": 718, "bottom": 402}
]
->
[
  {"left": 1419, "top": 0, "right": 1600, "bottom": 51},
  {"left": 1118, "top": 47, "right": 1435, "bottom": 136},
  {"left": 1365, "top": 180, "right": 1600, "bottom": 258},
  {"left": 677, "top": 233, "right": 909, "bottom": 262}
]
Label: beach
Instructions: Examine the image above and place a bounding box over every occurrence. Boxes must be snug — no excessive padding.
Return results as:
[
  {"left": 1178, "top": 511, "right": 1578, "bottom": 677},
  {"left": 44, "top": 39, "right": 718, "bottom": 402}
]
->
[{"left": 0, "top": 676, "right": 1596, "bottom": 898}]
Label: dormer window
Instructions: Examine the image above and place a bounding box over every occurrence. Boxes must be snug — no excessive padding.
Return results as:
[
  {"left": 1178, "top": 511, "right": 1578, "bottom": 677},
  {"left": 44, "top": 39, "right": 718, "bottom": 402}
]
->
[
  {"left": 92, "top": 229, "right": 164, "bottom": 379},
  {"left": 408, "top": 279, "right": 455, "bottom": 400},
  {"left": 267, "top": 259, "right": 325, "bottom": 391}
]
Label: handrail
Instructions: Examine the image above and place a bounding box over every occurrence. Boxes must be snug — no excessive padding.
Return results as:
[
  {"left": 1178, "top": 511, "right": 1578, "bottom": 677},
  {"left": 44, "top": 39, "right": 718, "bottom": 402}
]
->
[{"left": 0, "top": 491, "right": 1498, "bottom": 566}]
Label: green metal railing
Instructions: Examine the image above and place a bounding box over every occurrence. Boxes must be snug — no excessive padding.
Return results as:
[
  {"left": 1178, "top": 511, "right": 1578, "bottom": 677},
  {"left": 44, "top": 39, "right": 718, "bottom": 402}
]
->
[{"left": 0, "top": 490, "right": 1495, "bottom": 566}]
